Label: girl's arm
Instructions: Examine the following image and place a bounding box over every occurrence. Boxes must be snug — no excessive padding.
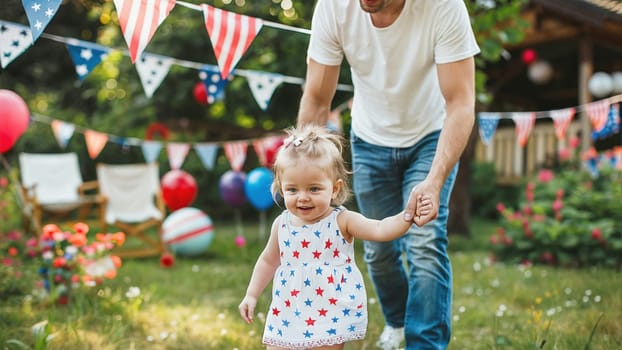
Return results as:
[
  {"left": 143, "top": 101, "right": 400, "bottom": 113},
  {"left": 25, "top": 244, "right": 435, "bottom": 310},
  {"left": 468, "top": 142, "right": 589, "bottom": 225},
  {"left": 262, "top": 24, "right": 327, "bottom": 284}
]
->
[
  {"left": 337, "top": 197, "right": 433, "bottom": 242},
  {"left": 238, "top": 215, "right": 282, "bottom": 324}
]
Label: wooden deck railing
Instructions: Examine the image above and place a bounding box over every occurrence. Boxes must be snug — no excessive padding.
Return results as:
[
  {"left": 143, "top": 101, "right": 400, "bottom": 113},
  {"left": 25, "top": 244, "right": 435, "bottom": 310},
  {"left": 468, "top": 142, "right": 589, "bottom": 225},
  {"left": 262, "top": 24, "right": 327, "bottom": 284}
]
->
[{"left": 474, "top": 121, "right": 582, "bottom": 184}]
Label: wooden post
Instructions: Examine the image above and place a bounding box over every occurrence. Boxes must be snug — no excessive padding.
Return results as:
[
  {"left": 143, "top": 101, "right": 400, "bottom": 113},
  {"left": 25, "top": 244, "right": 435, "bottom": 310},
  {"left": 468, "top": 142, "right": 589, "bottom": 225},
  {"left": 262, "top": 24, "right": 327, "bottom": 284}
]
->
[{"left": 578, "top": 34, "right": 593, "bottom": 152}]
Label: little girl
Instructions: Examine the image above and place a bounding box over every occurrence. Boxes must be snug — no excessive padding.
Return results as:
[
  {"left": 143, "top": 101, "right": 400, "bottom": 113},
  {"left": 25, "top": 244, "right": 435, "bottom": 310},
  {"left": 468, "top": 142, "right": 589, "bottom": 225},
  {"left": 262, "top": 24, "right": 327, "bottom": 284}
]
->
[{"left": 239, "top": 125, "right": 432, "bottom": 350}]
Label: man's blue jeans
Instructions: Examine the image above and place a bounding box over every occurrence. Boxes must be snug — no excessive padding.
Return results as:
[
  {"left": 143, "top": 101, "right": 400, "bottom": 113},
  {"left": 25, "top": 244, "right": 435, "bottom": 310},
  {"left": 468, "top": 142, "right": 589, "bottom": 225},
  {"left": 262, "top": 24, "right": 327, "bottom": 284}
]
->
[{"left": 350, "top": 130, "right": 456, "bottom": 350}]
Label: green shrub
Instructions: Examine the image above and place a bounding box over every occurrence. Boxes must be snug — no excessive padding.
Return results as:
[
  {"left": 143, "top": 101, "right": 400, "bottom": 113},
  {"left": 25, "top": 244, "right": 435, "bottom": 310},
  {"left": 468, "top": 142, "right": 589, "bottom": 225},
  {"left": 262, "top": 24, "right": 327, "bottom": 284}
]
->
[{"left": 490, "top": 142, "right": 622, "bottom": 268}]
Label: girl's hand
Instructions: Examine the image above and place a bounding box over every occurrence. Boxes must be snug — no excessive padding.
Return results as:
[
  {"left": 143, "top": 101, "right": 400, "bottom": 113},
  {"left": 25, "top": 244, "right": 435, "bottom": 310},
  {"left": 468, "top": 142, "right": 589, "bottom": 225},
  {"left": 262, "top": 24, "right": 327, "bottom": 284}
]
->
[{"left": 239, "top": 295, "right": 258, "bottom": 324}]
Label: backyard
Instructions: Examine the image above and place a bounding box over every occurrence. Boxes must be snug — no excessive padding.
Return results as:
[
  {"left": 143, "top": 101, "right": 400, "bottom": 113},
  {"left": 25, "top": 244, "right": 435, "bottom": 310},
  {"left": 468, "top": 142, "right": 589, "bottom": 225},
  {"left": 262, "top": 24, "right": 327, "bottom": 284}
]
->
[{"left": 1, "top": 218, "right": 620, "bottom": 350}]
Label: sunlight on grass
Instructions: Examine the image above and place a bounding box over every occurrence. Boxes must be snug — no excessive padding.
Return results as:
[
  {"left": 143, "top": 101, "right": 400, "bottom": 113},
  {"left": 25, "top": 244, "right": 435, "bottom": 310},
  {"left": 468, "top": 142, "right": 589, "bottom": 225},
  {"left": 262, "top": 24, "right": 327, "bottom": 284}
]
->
[{"left": 2, "top": 220, "right": 621, "bottom": 349}]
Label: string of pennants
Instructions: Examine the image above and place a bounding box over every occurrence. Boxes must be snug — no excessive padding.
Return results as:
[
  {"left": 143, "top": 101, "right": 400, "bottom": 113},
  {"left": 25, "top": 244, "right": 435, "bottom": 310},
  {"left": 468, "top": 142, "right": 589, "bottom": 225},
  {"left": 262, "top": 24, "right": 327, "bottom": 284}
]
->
[
  {"left": 0, "top": 1, "right": 352, "bottom": 111},
  {"left": 30, "top": 95, "right": 350, "bottom": 172},
  {"left": 478, "top": 94, "right": 622, "bottom": 147}
]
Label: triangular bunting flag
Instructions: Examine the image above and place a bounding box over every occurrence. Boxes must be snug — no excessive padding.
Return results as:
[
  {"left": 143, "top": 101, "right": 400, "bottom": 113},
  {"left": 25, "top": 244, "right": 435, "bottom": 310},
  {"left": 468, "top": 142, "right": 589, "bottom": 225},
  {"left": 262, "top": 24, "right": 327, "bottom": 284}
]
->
[
  {"left": 194, "top": 143, "right": 219, "bottom": 170},
  {"left": 477, "top": 112, "right": 500, "bottom": 146},
  {"left": 224, "top": 141, "right": 248, "bottom": 171},
  {"left": 549, "top": 107, "right": 575, "bottom": 140},
  {"left": 166, "top": 142, "right": 190, "bottom": 170},
  {"left": 22, "top": 0, "right": 63, "bottom": 42},
  {"left": 65, "top": 39, "right": 110, "bottom": 81},
  {"left": 141, "top": 140, "right": 162, "bottom": 163},
  {"left": 246, "top": 71, "right": 284, "bottom": 111},
  {"left": 585, "top": 99, "right": 611, "bottom": 132},
  {"left": 84, "top": 130, "right": 108, "bottom": 159},
  {"left": 113, "top": 0, "right": 176, "bottom": 63},
  {"left": 199, "top": 65, "right": 229, "bottom": 104},
  {"left": 135, "top": 53, "right": 173, "bottom": 98},
  {"left": 511, "top": 112, "right": 535, "bottom": 147},
  {"left": 51, "top": 120, "right": 75, "bottom": 149},
  {"left": 592, "top": 104, "right": 619, "bottom": 141},
  {"left": 201, "top": 4, "right": 263, "bottom": 79},
  {"left": 0, "top": 21, "right": 34, "bottom": 68}
]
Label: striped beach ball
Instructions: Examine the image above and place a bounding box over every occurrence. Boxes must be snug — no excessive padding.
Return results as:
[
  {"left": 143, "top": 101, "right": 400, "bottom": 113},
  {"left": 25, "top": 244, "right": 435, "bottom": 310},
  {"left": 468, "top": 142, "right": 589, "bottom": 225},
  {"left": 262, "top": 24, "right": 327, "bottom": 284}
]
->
[{"left": 162, "top": 207, "right": 214, "bottom": 256}]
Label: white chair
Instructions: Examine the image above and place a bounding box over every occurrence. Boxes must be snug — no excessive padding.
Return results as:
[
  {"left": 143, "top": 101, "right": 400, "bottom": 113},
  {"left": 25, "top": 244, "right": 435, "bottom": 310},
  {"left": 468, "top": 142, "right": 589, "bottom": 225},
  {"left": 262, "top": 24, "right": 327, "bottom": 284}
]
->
[
  {"left": 96, "top": 162, "right": 166, "bottom": 258},
  {"left": 18, "top": 152, "right": 106, "bottom": 234}
]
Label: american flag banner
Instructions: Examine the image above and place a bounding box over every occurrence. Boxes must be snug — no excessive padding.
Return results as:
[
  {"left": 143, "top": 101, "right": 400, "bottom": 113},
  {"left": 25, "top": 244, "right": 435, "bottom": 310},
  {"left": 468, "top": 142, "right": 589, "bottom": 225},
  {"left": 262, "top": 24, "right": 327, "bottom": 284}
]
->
[
  {"left": 591, "top": 104, "right": 619, "bottom": 141},
  {"left": 113, "top": 0, "right": 176, "bottom": 63},
  {"left": 477, "top": 112, "right": 500, "bottom": 145},
  {"left": 22, "top": 0, "right": 62, "bottom": 42},
  {"left": 585, "top": 99, "right": 611, "bottom": 132},
  {"left": 511, "top": 112, "right": 535, "bottom": 147},
  {"left": 0, "top": 21, "right": 33, "bottom": 68},
  {"left": 224, "top": 141, "right": 248, "bottom": 172},
  {"left": 135, "top": 52, "right": 173, "bottom": 98},
  {"left": 549, "top": 107, "right": 575, "bottom": 140},
  {"left": 201, "top": 4, "right": 263, "bottom": 79}
]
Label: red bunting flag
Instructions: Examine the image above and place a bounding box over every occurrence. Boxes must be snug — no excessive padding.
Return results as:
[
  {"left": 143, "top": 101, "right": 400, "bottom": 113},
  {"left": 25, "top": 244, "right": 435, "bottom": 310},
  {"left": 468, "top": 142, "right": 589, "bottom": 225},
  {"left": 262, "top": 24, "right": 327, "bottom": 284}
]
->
[
  {"left": 113, "top": 0, "right": 176, "bottom": 63},
  {"left": 585, "top": 100, "right": 610, "bottom": 132},
  {"left": 549, "top": 107, "right": 575, "bottom": 140},
  {"left": 201, "top": 4, "right": 263, "bottom": 79},
  {"left": 224, "top": 141, "right": 248, "bottom": 171},
  {"left": 511, "top": 112, "right": 535, "bottom": 147}
]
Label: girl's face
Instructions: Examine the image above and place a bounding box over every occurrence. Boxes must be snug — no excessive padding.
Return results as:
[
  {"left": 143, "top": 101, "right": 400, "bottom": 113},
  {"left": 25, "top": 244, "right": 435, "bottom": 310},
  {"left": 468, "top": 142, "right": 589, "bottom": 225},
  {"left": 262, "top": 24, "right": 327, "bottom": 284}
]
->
[{"left": 280, "top": 163, "right": 340, "bottom": 225}]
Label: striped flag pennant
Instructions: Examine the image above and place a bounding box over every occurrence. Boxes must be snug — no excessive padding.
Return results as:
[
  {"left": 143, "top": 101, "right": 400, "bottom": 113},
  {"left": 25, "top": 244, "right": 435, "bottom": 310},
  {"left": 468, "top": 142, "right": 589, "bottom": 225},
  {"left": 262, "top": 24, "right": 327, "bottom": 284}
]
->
[
  {"left": 549, "top": 107, "right": 575, "bottom": 140},
  {"left": 201, "top": 4, "right": 263, "bottom": 79},
  {"left": 113, "top": 0, "right": 176, "bottom": 63},
  {"left": 511, "top": 112, "right": 535, "bottom": 147},
  {"left": 224, "top": 141, "right": 248, "bottom": 171},
  {"left": 84, "top": 130, "right": 109, "bottom": 159},
  {"left": 477, "top": 112, "right": 500, "bottom": 145},
  {"left": 591, "top": 104, "right": 619, "bottom": 141},
  {"left": 585, "top": 99, "right": 611, "bottom": 132},
  {"left": 166, "top": 142, "right": 190, "bottom": 170}
]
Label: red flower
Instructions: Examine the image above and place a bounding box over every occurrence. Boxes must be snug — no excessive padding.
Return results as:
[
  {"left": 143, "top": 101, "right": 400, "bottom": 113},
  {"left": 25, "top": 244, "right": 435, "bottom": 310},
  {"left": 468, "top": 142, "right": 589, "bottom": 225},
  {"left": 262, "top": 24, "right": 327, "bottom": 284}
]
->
[
  {"left": 53, "top": 257, "right": 67, "bottom": 268},
  {"left": 73, "top": 222, "right": 89, "bottom": 235},
  {"left": 496, "top": 203, "right": 506, "bottom": 213},
  {"left": 160, "top": 253, "right": 175, "bottom": 268},
  {"left": 591, "top": 228, "right": 602, "bottom": 241},
  {"left": 0, "top": 177, "right": 7, "bottom": 188},
  {"left": 537, "top": 169, "right": 554, "bottom": 183},
  {"left": 8, "top": 247, "right": 18, "bottom": 256}
]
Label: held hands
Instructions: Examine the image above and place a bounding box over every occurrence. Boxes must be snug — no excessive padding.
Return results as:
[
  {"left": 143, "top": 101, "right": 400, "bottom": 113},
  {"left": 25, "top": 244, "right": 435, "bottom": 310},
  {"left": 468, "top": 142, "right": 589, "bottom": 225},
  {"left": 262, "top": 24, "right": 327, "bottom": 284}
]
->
[
  {"left": 404, "top": 181, "right": 439, "bottom": 226},
  {"left": 239, "top": 295, "right": 258, "bottom": 324}
]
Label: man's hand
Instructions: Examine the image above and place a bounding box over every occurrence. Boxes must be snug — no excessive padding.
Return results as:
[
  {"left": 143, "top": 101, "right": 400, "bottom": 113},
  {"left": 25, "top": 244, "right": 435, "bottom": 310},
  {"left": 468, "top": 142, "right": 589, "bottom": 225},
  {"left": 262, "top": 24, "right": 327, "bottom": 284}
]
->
[{"left": 404, "top": 179, "right": 440, "bottom": 227}]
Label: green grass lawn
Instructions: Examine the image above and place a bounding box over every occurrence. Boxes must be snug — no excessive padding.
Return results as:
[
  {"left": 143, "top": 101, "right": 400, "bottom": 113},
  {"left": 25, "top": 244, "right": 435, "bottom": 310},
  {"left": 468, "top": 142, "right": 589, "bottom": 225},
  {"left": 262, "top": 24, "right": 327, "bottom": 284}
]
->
[{"left": 1, "top": 218, "right": 621, "bottom": 349}]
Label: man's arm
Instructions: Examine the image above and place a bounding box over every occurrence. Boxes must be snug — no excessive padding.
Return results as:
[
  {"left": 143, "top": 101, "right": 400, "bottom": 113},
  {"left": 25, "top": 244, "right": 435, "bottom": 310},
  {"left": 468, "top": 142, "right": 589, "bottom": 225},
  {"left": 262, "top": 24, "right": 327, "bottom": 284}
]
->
[
  {"left": 406, "top": 57, "right": 476, "bottom": 226},
  {"left": 296, "top": 58, "right": 341, "bottom": 127}
]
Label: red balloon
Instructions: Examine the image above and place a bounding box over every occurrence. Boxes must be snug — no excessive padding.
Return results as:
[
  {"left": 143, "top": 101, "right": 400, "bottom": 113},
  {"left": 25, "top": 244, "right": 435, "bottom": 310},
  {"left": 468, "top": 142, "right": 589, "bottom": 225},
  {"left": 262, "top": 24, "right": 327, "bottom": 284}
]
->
[
  {"left": 0, "top": 89, "right": 30, "bottom": 153},
  {"left": 193, "top": 82, "right": 208, "bottom": 105},
  {"left": 521, "top": 49, "right": 537, "bottom": 65},
  {"left": 161, "top": 169, "right": 198, "bottom": 211}
]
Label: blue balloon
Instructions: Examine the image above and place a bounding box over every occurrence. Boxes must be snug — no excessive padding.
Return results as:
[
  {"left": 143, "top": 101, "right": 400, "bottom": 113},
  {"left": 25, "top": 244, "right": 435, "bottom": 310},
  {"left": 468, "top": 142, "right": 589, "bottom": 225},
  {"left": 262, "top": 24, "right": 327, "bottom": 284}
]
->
[
  {"left": 244, "top": 167, "right": 275, "bottom": 211},
  {"left": 219, "top": 170, "right": 247, "bottom": 208}
]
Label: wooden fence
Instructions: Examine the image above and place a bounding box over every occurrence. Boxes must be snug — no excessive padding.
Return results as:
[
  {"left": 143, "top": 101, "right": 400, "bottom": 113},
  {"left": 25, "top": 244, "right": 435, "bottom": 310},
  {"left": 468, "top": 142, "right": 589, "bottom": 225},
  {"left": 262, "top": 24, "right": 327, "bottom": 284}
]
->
[{"left": 474, "top": 121, "right": 582, "bottom": 184}]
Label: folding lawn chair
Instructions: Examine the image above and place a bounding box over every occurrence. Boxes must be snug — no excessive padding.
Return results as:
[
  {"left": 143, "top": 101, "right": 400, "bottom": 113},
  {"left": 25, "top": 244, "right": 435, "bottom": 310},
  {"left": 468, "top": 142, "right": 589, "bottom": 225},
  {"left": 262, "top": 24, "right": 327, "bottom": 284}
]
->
[{"left": 96, "top": 162, "right": 166, "bottom": 258}]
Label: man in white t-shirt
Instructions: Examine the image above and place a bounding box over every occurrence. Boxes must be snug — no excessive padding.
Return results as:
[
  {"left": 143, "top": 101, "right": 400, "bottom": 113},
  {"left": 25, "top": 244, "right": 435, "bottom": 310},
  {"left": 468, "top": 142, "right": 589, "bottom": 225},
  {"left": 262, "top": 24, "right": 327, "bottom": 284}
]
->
[{"left": 296, "top": 0, "right": 480, "bottom": 349}]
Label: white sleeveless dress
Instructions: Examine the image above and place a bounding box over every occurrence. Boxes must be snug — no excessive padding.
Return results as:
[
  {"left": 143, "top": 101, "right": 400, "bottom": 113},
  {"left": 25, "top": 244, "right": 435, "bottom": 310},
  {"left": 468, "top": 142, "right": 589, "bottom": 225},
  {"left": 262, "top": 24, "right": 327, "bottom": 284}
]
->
[{"left": 263, "top": 207, "right": 367, "bottom": 348}]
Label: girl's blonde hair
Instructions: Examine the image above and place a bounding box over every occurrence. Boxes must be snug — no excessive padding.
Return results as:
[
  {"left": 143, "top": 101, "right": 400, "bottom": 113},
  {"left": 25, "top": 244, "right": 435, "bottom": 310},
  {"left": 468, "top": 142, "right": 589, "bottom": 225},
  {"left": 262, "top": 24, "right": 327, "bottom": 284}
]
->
[{"left": 271, "top": 125, "right": 351, "bottom": 206}]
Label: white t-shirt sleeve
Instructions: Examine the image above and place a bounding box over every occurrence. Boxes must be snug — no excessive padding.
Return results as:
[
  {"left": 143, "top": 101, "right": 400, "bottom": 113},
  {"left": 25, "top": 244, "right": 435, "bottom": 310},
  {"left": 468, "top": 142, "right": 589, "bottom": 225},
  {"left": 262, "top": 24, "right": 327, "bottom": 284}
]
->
[
  {"left": 434, "top": 0, "right": 480, "bottom": 64},
  {"left": 307, "top": 0, "right": 344, "bottom": 66}
]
